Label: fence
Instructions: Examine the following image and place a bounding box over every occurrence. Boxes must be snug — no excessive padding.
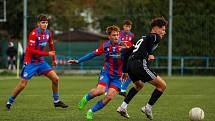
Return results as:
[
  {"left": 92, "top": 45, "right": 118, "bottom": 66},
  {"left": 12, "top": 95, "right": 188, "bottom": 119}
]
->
[{"left": 56, "top": 55, "right": 215, "bottom": 76}]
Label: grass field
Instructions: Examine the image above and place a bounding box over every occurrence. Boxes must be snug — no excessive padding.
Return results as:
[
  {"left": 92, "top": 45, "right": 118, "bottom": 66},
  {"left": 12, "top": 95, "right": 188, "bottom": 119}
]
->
[{"left": 0, "top": 75, "right": 215, "bottom": 121}]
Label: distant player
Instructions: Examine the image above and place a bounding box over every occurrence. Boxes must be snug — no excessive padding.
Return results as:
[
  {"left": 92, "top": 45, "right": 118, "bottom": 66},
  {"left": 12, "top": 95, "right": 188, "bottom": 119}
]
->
[
  {"left": 118, "top": 20, "right": 135, "bottom": 97},
  {"left": 68, "top": 25, "right": 128, "bottom": 120},
  {"left": 6, "top": 14, "right": 68, "bottom": 111},
  {"left": 117, "top": 17, "right": 168, "bottom": 120}
]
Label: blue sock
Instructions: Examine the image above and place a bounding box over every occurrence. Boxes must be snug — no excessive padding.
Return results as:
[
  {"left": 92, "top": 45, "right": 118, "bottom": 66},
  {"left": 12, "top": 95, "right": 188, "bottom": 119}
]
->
[
  {"left": 91, "top": 100, "right": 105, "bottom": 112},
  {"left": 8, "top": 96, "right": 15, "bottom": 104},
  {"left": 53, "top": 92, "right": 59, "bottom": 103},
  {"left": 121, "top": 79, "right": 132, "bottom": 92},
  {"left": 86, "top": 92, "right": 94, "bottom": 101}
]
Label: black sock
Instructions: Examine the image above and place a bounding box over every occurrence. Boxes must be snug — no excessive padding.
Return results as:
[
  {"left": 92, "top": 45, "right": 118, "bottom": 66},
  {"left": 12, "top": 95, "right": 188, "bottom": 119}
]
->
[
  {"left": 148, "top": 89, "right": 163, "bottom": 106},
  {"left": 124, "top": 87, "right": 138, "bottom": 104}
]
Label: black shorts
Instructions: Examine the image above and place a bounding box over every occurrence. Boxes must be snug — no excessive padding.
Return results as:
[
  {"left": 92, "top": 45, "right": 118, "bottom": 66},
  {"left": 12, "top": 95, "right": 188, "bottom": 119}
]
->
[{"left": 127, "top": 58, "right": 157, "bottom": 83}]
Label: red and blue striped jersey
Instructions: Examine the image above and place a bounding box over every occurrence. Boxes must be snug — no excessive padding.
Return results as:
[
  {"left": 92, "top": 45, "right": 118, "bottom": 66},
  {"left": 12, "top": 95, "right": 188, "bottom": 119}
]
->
[
  {"left": 78, "top": 39, "right": 125, "bottom": 76},
  {"left": 24, "top": 27, "right": 56, "bottom": 64},
  {"left": 119, "top": 30, "right": 134, "bottom": 46}
]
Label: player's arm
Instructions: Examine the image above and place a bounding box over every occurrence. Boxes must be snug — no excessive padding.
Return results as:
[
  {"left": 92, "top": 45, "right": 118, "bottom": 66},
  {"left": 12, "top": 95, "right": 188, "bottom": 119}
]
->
[
  {"left": 49, "top": 32, "right": 57, "bottom": 66},
  {"left": 68, "top": 43, "right": 105, "bottom": 64},
  {"left": 28, "top": 31, "right": 52, "bottom": 56},
  {"left": 122, "top": 46, "right": 134, "bottom": 73}
]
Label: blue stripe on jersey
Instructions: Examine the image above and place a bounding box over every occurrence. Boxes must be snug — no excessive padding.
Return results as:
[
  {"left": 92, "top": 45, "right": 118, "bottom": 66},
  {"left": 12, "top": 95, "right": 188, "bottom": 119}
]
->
[
  {"left": 112, "top": 45, "right": 118, "bottom": 75},
  {"left": 104, "top": 41, "right": 110, "bottom": 72}
]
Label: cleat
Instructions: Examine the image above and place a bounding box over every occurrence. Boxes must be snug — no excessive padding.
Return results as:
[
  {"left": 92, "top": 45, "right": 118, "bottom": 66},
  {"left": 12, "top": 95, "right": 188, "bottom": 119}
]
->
[
  {"left": 119, "top": 92, "right": 127, "bottom": 97},
  {"left": 79, "top": 95, "right": 88, "bottom": 110},
  {"left": 141, "top": 106, "right": 153, "bottom": 120},
  {"left": 117, "top": 106, "right": 130, "bottom": 118},
  {"left": 86, "top": 110, "right": 93, "bottom": 120},
  {"left": 6, "top": 103, "right": 12, "bottom": 111},
  {"left": 54, "top": 101, "right": 68, "bottom": 108}
]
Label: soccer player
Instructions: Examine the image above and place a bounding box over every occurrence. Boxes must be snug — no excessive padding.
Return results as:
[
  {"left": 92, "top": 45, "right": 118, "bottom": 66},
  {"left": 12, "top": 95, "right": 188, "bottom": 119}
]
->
[
  {"left": 118, "top": 20, "right": 135, "bottom": 97},
  {"left": 67, "top": 25, "right": 128, "bottom": 120},
  {"left": 117, "top": 17, "right": 168, "bottom": 120},
  {"left": 6, "top": 14, "right": 68, "bottom": 111}
]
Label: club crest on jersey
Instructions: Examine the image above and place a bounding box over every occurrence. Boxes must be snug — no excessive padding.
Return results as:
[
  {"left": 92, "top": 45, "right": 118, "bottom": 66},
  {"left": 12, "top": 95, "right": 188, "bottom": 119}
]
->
[{"left": 46, "top": 35, "right": 49, "bottom": 39}]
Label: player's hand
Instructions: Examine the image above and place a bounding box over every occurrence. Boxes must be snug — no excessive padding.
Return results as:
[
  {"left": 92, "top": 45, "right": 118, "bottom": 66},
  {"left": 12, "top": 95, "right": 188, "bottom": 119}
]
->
[
  {"left": 52, "top": 60, "right": 57, "bottom": 66},
  {"left": 119, "top": 41, "right": 130, "bottom": 50},
  {"left": 148, "top": 55, "right": 155, "bottom": 61},
  {"left": 121, "top": 73, "right": 128, "bottom": 82},
  {"left": 49, "top": 51, "right": 55, "bottom": 56},
  {"left": 67, "top": 59, "right": 79, "bottom": 64}
]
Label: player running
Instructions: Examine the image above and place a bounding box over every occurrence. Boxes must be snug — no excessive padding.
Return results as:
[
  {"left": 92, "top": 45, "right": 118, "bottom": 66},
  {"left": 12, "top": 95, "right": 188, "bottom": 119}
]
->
[
  {"left": 118, "top": 20, "right": 135, "bottom": 97},
  {"left": 6, "top": 14, "right": 68, "bottom": 111},
  {"left": 68, "top": 25, "right": 128, "bottom": 120},
  {"left": 117, "top": 17, "right": 168, "bottom": 120}
]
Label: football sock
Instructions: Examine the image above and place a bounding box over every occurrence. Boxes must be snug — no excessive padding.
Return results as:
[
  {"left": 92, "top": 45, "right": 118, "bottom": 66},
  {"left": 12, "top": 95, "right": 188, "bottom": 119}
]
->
[
  {"left": 7, "top": 96, "right": 15, "bottom": 104},
  {"left": 124, "top": 87, "right": 138, "bottom": 104},
  {"left": 91, "top": 100, "right": 105, "bottom": 112},
  {"left": 148, "top": 89, "right": 163, "bottom": 106},
  {"left": 86, "top": 92, "right": 94, "bottom": 101},
  {"left": 121, "top": 101, "right": 128, "bottom": 109},
  {"left": 53, "top": 92, "right": 59, "bottom": 103}
]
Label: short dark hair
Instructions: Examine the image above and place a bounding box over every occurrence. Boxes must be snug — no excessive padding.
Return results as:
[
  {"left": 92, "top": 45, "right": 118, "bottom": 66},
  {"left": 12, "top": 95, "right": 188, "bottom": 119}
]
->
[
  {"left": 106, "top": 25, "right": 120, "bottom": 35},
  {"left": 151, "top": 17, "right": 168, "bottom": 28},
  {"left": 37, "top": 14, "right": 48, "bottom": 22},
  {"left": 123, "top": 20, "right": 132, "bottom": 26}
]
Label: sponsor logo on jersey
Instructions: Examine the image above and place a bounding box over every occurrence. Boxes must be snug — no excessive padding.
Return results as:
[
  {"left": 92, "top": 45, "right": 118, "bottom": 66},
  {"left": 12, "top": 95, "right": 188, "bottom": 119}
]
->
[{"left": 39, "top": 42, "right": 47, "bottom": 46}]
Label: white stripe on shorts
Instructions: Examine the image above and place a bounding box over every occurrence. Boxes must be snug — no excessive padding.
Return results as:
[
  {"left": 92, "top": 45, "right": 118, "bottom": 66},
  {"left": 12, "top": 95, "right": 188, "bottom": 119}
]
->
[{"left": 142, "top": 59, "right": 156, "bottom": 79}]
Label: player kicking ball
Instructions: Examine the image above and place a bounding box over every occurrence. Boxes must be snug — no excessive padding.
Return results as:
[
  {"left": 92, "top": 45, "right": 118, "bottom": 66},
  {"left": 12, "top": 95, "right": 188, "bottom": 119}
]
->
[
  {"left": 6, "top": 14, "right": 68, "bottom": 111},
  {"left": 117, "top": 17, "right": 168, "bottom": 120},
  {"left": 68, "top": 25, "right": 128, "bottom": 120}
]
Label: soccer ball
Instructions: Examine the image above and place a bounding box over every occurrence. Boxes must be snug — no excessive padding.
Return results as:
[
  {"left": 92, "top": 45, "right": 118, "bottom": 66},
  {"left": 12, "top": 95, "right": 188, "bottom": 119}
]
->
[{"left": 189, "top": 107, "right": 204, "bottom": 121}]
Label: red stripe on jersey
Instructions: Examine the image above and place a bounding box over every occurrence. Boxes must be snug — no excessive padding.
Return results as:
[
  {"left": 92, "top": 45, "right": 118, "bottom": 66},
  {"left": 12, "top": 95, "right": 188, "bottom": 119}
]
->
[{"left": 108, "top": 44, "right": 114, "bottom": 75}]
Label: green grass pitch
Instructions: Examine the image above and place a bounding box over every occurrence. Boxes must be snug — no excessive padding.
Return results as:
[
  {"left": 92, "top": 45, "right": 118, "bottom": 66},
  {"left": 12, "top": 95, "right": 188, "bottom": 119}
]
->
[{"left": 0, "top": 76, "right": 215, "bottom": 121}]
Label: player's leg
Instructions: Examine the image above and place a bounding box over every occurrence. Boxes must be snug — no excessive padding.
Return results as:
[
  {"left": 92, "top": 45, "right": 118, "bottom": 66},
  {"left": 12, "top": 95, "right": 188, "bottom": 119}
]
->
[
  {"left": 45, "top": 70, "right": 68, "bottom": 108},
  {"left": 6, "top": 63, "right": 36, "bottom": 111},
  {"left": 79, "top": 70, "right": 108, "bottom": 110},
  {"left": 142, "top": 76, "right": 166, "bottom": 119},
  {"left": 119, "top": 77, "right": 132, "bottom": 97},
  {"left": 7, "top": 56, "right": 11, "bottom": 70},
  {"left": 86, "top": 85, "right": 118, "bottom": 120},
  {"left": 6, "top": 79, "right": 28, "bottom": 110},
  {"left": 79, "top": 84, "right": 106, "bottom": 110},
  {"left": 12, "top": 56, "right": 16, "bottom": 70},
  {"left": 117, "top": 80, "right": 144, "bottom": 118}
]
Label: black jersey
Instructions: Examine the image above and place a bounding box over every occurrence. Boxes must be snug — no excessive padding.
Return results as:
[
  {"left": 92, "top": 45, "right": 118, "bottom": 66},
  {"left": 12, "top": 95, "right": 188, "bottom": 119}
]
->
[
  {"left": 130, "top": 33, "right": 161, "bottom": 60},
  {"left": 123, "top": 33, "right": 161, "bottom": 73}
]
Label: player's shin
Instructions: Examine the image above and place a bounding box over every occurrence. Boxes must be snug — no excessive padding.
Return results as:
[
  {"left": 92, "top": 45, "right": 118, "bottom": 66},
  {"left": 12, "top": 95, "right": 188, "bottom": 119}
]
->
[
  {"left": 91, "top": 100, "right": 105, "bottom": 112},
  {"left": 124, "top": 87, "right": 139, "bottom": 105},
  {"left": 147, "top": 89, "right": 163, "bottom": 108}
]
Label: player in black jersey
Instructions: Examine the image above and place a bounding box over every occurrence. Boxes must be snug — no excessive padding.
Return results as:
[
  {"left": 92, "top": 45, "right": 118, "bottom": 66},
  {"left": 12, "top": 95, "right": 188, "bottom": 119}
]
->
[{"left": 117, "top": 17, "right": 168, "bottom": 120}]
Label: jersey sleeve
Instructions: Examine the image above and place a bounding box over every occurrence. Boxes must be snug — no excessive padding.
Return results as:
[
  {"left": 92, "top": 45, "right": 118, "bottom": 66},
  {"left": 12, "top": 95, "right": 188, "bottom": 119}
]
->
[
  {"left": 48, "top": 32, "right": 56, "bottom": 61},
  {"left": 28, "top": 31, "right": 49, "bottom": 56},
  {"left": 78, "top": 43, "right": 105, "bottom": 63}
]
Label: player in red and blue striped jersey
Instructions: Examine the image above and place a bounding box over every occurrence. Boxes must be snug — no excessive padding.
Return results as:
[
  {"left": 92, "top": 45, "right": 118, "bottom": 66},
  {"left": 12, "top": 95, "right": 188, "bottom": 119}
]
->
[
  {"left": 118, "top": 20, "right": 135, "bottom": 97},
  {"left": 68, "top": 25, "right": 128, "bottom": 120},
  {"left": 6, "top": 14, "right": 68, "bottom": 111}
]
